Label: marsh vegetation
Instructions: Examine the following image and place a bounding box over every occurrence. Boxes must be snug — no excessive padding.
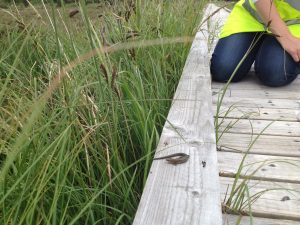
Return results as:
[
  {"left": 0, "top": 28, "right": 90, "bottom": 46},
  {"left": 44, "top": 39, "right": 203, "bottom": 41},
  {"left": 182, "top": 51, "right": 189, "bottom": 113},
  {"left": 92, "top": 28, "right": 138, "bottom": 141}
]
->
[{"left": 0, "top": 0, "right": 206, "bottom": 224}]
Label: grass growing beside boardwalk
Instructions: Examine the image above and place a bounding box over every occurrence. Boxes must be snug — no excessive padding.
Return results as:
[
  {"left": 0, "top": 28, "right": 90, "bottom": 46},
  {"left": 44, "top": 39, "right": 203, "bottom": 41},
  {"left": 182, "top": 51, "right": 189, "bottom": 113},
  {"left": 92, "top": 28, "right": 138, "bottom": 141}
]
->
[{"left": 0, "top": 0, "right": 206, "bottom": 224}]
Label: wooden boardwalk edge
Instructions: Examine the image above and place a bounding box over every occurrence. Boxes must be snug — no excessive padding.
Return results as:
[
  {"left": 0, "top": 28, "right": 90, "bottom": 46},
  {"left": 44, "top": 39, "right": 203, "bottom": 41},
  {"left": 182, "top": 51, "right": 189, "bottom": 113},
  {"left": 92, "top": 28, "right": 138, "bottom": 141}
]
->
[{"left": 132, "top": 4, "right": 222, "bottom": 225}]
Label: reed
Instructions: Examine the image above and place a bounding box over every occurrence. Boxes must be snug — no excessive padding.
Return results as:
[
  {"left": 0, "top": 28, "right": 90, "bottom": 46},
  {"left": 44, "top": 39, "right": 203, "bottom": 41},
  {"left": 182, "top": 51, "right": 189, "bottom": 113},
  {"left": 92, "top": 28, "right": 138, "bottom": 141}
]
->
[{"left": 0, "top": 0, "right": 205, "bottom": 224}]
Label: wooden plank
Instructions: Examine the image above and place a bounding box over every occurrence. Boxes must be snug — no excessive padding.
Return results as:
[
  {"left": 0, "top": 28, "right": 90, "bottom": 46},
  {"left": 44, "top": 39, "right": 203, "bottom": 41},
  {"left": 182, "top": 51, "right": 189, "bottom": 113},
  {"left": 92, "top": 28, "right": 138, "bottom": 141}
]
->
[
  {"left": 179, "top": 89, "right": 300, "bottom": 110},
  {"left": 213, "top": 106, "right": 299, "bottom": 122},
  {"left": 218, "top": 133, "right": 300, "bottom": 157},
  {"left": 212, "top": 73, "right": 300, "bottom": 91},
  {"left": 221, "top": 177, "right": 300, "bottom": 208},
  {"left": 218, "top": 152, "right": 300, "bottom": 183},
  {"left": 212, "top": 88, "right": 300, "bottom": 100},
  {"left": 223, "top": 214, "right": 300, "bottom": 224},
  {"left": 220, "top": 177, "right": 300, "bottom": 221},
  {"left": 217, "top": 118, "right": 300, "bottom": 137},
  {"left": 174, "top": 78, "right": 212, "bottom": 100},
  {"left": 133, "top": 4, "right": 224, "bottom": 225},
  {"left": 213, "top": 96, "right": 300, "bottom": 110}
]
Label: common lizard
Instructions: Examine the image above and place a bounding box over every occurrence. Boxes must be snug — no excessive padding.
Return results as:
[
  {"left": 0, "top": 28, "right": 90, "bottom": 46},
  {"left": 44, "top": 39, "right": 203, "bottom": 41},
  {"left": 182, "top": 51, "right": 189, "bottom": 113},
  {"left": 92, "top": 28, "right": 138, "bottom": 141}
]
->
[{"left": 153, "top": 153, "right": 189, "bottom": 165}]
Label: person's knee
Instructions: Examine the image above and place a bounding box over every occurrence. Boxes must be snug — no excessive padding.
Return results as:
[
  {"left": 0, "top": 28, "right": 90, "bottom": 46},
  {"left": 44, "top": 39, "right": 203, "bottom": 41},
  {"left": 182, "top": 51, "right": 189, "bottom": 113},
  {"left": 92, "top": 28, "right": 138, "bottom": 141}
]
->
[
  {"left": 256, "top": 64, "right": 298, "bottom": 87},
  {"left": 210, "top": 56, "right": 244, "bottom": 83},
  {"left": 210, "top": 33, "right": 260, "bottom": 83},
  {"left": 210, "top": 57, "right": 231, "bottom": 82},
  {"left": 255, "top": 36, "right": 299, "bottom": 87}
]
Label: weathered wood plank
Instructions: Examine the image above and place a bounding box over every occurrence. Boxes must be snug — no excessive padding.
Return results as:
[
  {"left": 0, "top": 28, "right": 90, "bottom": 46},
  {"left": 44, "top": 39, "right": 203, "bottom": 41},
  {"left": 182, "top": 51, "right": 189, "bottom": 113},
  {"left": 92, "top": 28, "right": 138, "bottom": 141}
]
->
[
  {"left": 218, "top": 133, "right": 300, "bottom": 157},
  {"left": 218, "top": 152, "right": 300, "bottom": 183},
  {"left": 213, "top": 95, "right": 300, "bottom": 110},
  {"left": 212, "top": 74, "right": 300, "bottom": 91},
  {"left": 174, "top": 78, "right": 212, "bottom": 101},
  {"left": 213, "top": 106, "right": 299, "bottom": 122},
  {"left": 220, "top": 177, "right": 300, "bottom": 221},
  {"left": 221, "top": 178, "right": 300, "bottom": 205},
  {"left": 217, "top": 118, "right": 300, "bottom": 137},
  {"left": 223, "top": 215, "right": 300, "bottom": 224},
  {"left": 133, "top": 4, "right": 224, "bottom": 225},
  {"left": 178, "top": 89, "right": 300, "bottom": 110},
  {"left": 212, "top": 88, "right": 300, "bottom": 100}
]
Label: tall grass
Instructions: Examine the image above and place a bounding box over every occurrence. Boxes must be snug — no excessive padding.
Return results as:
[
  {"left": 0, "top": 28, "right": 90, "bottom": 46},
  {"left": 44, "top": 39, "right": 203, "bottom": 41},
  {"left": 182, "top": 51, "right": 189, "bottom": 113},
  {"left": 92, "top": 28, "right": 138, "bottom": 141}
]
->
[{"left": 0, "top": 0, "right": 206, "bottom": 224}]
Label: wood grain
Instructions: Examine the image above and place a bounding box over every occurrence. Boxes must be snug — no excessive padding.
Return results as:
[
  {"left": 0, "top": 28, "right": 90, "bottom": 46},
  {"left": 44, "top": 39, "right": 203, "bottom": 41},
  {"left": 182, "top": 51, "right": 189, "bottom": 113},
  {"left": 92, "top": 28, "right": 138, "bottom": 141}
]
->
[
  {"left": 218, "top": 133, "right": 300, "bottom": 157},
  {"left": 218, "top": 118, "right": 300, "bottom": 137},
  {"left": 212, "top": 88, "right": 300, "bottom": 100},
  {"left": 218, "top": 152, "right": 300, "bottom": 183},
  {"left": 212, "top": 73, "right": 300, "bottom": 91},
  {"left": 213, "top": 95, "right": 300, "bottom": 110},
  {"left": 220, "top": 177, "right": 300, "bottom": 221},
  {"left": 213, "top": 106, "right": 300, "bottom": 122}
]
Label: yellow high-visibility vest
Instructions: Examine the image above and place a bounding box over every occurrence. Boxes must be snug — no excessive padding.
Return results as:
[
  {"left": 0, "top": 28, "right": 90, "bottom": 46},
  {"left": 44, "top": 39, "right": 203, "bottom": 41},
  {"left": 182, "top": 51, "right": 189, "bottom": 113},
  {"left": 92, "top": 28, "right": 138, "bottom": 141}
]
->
[{"left": 220, "top": 0, "right": 300, "bottom": 38}]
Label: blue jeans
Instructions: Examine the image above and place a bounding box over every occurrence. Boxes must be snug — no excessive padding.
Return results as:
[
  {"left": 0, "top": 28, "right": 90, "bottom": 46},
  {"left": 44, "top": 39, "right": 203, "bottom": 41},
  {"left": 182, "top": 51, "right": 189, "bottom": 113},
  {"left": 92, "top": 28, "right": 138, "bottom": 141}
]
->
[{"left": 210, "top": 32, "right": 300, "bottom": 87}]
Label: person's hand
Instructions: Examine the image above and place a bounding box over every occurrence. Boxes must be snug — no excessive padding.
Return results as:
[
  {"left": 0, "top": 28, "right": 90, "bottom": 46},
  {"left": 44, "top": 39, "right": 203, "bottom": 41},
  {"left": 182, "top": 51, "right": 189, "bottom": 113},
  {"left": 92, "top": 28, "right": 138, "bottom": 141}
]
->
[
  {"left": 277, "top": 34, "right": 300, "bottom": 62},
  {"left": 255, "top": 0, "right": 300, "bottom": 62}
]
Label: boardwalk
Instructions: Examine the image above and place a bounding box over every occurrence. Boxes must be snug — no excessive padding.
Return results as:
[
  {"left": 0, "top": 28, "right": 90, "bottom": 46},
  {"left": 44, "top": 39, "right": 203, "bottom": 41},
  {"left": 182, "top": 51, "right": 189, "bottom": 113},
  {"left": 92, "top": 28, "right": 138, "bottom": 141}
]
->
[
  {"left": 133, "top": 4, "right": 300, "bottom": 224},
  {"left": 214, "top": 77, "right": 300, "bottom": 224},
  {"left": 208, "top": 4, "right": 300, "bottom": 225},
  {"left": 212, "top": 75, "right": 300, "bottom": 224}
]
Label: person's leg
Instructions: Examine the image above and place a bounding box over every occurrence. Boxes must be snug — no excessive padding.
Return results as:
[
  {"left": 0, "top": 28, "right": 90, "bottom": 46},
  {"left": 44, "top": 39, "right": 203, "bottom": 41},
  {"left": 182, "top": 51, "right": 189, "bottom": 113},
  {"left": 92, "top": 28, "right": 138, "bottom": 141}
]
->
[
  {"left": 210, "top": 32, "right": 264, "bottom": 82},
  {"left": 255, "top": 35, "right": 300, "bottom": 87}
]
